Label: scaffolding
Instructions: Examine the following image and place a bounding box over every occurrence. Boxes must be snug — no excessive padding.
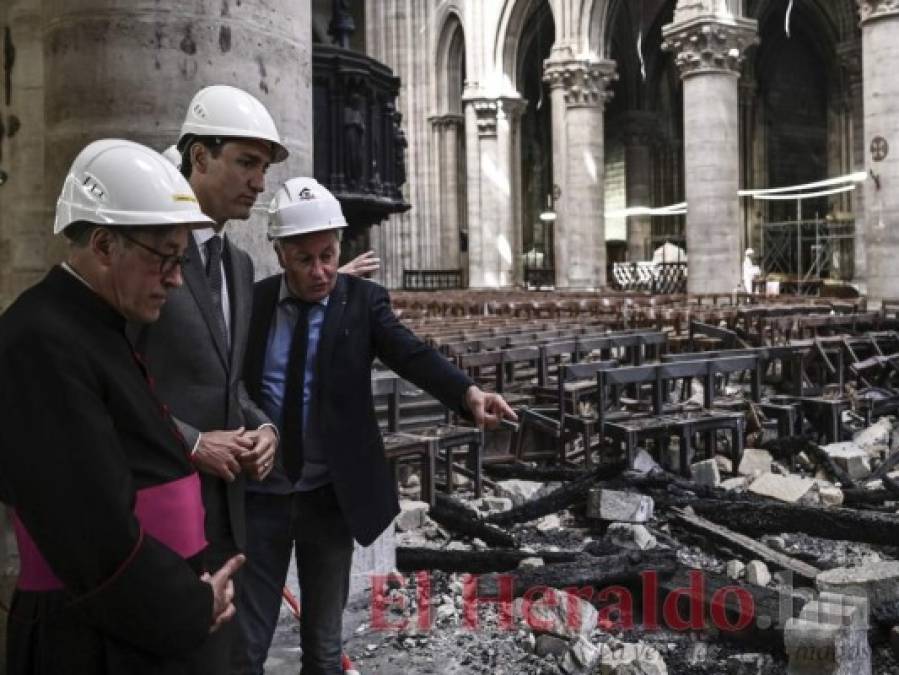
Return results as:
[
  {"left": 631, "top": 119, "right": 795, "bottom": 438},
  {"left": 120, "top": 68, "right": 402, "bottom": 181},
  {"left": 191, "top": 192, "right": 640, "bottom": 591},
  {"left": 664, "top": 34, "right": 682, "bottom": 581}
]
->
[{"left": 760, "top": 216, "right": 855, "bottom": 289}]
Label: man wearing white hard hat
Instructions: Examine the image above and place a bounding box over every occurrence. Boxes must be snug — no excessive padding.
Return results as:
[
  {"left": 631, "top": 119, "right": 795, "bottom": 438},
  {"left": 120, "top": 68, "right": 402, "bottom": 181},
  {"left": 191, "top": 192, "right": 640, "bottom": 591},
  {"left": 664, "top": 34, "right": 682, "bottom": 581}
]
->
[
  {"left": 129, "top": 84, "right": 287, "bottom": 672},
  {"left": 239, "top": 178, "right": 517, "bottom": 674},
  {"left": 0, "top": 139, "right": 245, "bottom": 673},
  {"left": 743, "top": 247, "right": 761, "bottom": 294}
]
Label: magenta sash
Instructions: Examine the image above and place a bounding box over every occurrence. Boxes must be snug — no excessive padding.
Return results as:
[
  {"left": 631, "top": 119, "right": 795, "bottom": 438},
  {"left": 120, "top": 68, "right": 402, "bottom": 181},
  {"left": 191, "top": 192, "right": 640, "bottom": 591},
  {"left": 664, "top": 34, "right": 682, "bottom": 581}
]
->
[{"left": 14, "top": 472, "right": 206, "bottom": 591}]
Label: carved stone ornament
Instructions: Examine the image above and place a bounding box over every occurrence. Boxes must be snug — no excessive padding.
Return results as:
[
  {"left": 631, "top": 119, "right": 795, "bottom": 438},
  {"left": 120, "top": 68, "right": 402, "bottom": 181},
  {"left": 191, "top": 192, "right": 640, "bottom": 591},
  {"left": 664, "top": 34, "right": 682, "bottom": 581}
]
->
[
  {"left": 662, "top": 15, "right": 758, "bottom": 77},
  {"left": 858, "top": 0, "right": 899, "bottom": 23},
  {"left": 430, "top": 113, "right": 464, "bottom": 131},
  {"left": 543, "top": 58, "right": 617, "bottom": 109},
  {"left": 468, "top": 97, "right": 525, "bottom": 138}
]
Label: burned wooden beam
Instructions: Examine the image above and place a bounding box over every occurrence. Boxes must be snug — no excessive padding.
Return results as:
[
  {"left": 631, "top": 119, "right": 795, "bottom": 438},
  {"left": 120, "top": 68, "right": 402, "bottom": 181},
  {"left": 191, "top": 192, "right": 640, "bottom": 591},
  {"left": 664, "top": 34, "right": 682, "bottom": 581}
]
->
[
  {"left": 842, "top": 487, "right": 895, "bottom": 506},
  {"left": 483, "top": 463, "right": 591, "bottom": 482},
  {"left": 396, "top": 547, "right": 589, "bottom": 574},
  {"left": 671, "top": 507, "right": 821, "bottom": 582},
  {"left": 869, "top": 445, "right": 899, "bottom": 481},
  {"left": 618, "top": 470, "right": 766, "bottom": 502},
  {"left": 476, "top": 549, "right": 677, "bottom": 598},
  {"left": 657, "top": 496, "right": 899, "bottom": 547},
  {"left": 657, "top": 567, "right": 803, "bottom": 652},
  {"left": 484, "top": 463, "right": 625, "bottom": 526},
  {"left": 882, "top": 473, "right": 899, "bottom": 497},
  {"left": 430, "top": 493, "right": 518, "bottom": 548}
]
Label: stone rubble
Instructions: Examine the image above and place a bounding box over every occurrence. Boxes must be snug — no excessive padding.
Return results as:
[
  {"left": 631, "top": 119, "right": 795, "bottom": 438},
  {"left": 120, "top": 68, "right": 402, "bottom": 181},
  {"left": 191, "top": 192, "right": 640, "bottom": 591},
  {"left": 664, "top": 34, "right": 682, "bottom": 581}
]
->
[
  {"left": 738, "top": 448, "right": 773, "bottom": 476},
  {"left": 690, "top": 458, "right": 721, "bottom": 487},
  {"left": 587, "top": 488, "right": 654, "bottom": 523},
  {"left": 747, "top": 472, "right": 815, "bottom": 503},
  {"left": 821, "top": 442, "right": 872, "bottom": 481},
  {"left": 332, "top": 417, "right": 899, "bottom": 675}
]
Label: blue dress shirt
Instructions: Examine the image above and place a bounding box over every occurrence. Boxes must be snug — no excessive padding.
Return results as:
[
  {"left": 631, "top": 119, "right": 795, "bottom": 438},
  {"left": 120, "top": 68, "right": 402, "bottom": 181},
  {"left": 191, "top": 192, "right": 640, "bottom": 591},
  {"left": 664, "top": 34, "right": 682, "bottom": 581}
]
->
[{"left": 259, "top": 276, "right": 330, "bottom": 491}]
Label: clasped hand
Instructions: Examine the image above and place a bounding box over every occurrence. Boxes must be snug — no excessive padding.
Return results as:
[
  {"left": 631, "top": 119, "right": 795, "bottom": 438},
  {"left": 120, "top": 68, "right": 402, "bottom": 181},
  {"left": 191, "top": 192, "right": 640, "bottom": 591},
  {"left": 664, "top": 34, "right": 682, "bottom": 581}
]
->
[{"left": 191, "top": 426, "right": 278, "bottom": 482}]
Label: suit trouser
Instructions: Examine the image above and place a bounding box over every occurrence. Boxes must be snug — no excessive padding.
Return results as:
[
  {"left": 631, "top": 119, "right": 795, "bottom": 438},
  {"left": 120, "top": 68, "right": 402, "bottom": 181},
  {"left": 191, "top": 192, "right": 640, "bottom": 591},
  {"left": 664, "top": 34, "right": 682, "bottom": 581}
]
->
[{"left": 238, "top": 486, "right": 354, "bottom": 675}]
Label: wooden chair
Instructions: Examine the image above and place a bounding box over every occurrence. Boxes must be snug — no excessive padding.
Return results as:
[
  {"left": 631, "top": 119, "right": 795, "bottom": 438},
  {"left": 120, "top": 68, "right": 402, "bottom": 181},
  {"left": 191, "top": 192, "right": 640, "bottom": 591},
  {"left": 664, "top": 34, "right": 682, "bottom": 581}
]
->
[
  {"left": 515, "top": 360, "right": 619, "bottom": 467},
  {"left": 372, "top": 374, "right": 437, "bottom": 505}
]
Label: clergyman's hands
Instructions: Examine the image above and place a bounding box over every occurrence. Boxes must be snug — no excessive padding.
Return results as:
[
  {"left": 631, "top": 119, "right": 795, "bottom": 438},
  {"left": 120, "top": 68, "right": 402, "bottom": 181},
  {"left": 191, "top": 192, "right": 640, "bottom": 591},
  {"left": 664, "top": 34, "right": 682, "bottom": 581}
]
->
[
  {"left": 201, "top": 554, "right": 246, "bottom": 633},
  {"left": 191, "top": 428, "right": 253, "bottom": 482},
  {"left": 238, "top": 426, "right": 278, "bottom": 481},
  {"left": 338, "top": 250, "right": 381, "bottom": 277},
  {"left": 463, "top": 386, "right": 518, "bottom": 430}
]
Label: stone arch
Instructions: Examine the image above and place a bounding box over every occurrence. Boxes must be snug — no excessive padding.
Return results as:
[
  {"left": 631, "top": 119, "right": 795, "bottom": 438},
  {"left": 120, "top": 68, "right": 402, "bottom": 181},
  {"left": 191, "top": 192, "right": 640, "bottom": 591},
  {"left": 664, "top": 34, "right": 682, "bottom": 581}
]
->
[
  {"left": 745, "top": 0, "right": 861, "bottom": 278},
  {"left": 435, "top": 11, "right": 466, "bottom": 114},
  {"left": 496, "top": 0, "right": 558, "bottom": 92},
  {"left": 432, "top": 8, "right": 469, "bottom": 277},
  {"left": 586, "top": 0, "right": 621, "bottom": 59},
  {"left": 750, "top": 0, "right": 858, "bottom": 43}
]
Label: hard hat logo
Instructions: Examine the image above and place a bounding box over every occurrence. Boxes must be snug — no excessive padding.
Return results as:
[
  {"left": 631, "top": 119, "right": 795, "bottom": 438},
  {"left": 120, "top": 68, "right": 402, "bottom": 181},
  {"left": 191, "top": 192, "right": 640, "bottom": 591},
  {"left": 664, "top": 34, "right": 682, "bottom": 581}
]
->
[
  {"left": 53, "top": 139, "right": 214, "bottom": 235},
  {"left": 267, "top": 177, "right": 348, "bottom": 240},
  {"left": 82, "top": 176, "right": 107, "bottom": 200}
]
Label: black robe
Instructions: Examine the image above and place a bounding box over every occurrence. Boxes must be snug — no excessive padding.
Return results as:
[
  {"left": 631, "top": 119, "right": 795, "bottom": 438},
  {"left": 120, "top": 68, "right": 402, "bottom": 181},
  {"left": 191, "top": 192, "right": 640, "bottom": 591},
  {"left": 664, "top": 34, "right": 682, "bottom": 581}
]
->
[{"left": 0, "top": 267, "right": 213, "bottom": 674}]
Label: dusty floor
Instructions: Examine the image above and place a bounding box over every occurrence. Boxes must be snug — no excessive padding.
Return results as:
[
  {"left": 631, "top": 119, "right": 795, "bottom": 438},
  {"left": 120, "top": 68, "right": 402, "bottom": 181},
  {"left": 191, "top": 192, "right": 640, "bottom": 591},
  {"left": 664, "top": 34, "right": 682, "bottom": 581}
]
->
[{"left": 260, "top": 498, "right": 899, "bottom": 674}]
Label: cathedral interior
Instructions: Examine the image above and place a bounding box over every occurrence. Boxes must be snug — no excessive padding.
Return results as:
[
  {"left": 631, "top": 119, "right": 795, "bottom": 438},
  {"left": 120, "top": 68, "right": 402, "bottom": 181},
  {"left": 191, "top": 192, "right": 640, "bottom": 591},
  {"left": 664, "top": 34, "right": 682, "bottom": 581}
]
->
[
  {"left": 3, "top": 1, "right": 899, "bottom": 673},
  {"left": 0, "top": 0, "right": 894, "bottom": 306}
]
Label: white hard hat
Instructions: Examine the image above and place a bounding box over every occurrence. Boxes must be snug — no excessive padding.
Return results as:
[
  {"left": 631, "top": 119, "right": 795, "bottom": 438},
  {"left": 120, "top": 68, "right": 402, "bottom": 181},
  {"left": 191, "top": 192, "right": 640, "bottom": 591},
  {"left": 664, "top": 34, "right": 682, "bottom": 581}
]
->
[
  {"left": 179, "top": 85, "right": 288, "bottom": 163},
  {"left": 267, "top": 177, "right": 347, "bottom": 240},
  {"left": 54, "top": 139, "right": 214, "bottom": 235},
  {"left": 161, "top": 144, "right": 182, "bottom": 169},
  {"left": 745, "top": 248, "right": 755, "bottom": 256}
]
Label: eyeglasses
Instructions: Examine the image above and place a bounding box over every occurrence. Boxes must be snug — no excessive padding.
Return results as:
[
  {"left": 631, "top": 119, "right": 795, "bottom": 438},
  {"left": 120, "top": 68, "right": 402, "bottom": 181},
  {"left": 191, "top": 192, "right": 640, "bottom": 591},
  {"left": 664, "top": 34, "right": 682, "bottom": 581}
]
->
[{"left": 116, "top": 231, "right": 191, "bottom": 276}]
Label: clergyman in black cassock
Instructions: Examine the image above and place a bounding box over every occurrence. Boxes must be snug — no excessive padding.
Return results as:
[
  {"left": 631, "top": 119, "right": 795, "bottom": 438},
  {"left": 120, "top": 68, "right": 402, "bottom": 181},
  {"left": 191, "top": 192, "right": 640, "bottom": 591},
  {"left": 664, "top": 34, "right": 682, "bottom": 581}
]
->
[{"left": 0, "top": 266, "right": 218, "bottom": 674}]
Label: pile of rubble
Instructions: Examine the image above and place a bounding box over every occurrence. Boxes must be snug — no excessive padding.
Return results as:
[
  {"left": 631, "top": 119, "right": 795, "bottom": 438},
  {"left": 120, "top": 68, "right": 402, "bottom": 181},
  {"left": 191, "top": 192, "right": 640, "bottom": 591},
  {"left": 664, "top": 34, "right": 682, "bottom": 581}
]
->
[{"left": 342, "top": 416, "right": 899, "bottom": 674}]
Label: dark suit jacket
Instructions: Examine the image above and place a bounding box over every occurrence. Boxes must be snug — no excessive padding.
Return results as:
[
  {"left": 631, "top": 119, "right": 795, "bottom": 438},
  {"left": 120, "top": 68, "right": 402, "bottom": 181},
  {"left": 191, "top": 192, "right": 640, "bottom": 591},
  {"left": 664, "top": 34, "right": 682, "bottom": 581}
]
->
[
  {"left": 244, "top": 273, "right": 474, "bottom": 546},
  {"left": 129, "top": 235, "right": 270, "bottom": 554}
]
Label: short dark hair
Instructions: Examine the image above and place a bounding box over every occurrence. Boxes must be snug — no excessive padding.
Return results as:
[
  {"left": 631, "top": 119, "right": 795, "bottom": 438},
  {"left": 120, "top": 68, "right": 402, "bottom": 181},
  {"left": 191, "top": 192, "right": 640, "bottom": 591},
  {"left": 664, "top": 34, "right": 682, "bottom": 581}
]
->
[
  {"left": 179, "top": 136, "right": 225, "bottom": 179},
  {"left": 63, "top": 221, "right": 99, "bottom": 247}
]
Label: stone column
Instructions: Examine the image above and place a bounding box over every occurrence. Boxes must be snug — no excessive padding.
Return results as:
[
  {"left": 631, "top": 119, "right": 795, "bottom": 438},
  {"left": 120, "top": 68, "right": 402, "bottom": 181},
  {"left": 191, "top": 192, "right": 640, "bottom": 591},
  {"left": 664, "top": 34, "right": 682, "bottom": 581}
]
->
[
  {"left": 835, "top": 39, "right": 865, "bottom": 287},
  {"left": 860, "top": 1, "right": 899, "bottom": 304},
  {"left": 463, "top": 95, "right": 525, "bottom": 288},
  {"left": 2, "top": 0, "right": 46, "bottom": 311},
  {"left": 1, "top": 3, "right": 43, "bottom": 658},
  {"left": 623, "top": 112, "right": 657, "bottom": 261},
  {"left": 662, "top": 11, "right": 757, "bottom": 294},
  {"left": 431, "top": 113, "right": 465, "bottom": 271},
  {"left": 544, "top": 56, "right": 616, "bottom": 289},
  {"left": 41, "top": 0, "right": 313, "bottom": 279}
]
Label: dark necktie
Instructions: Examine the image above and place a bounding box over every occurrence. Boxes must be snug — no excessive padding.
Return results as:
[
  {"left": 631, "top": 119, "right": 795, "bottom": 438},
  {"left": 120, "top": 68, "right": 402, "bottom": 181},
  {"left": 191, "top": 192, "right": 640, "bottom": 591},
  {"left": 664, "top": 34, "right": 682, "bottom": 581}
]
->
[
  {"left": 281, "top": 300, "right": 312, "bottom": 484},
  {"left": 205, "top": 235, "right": 228, "bottom": 344}
]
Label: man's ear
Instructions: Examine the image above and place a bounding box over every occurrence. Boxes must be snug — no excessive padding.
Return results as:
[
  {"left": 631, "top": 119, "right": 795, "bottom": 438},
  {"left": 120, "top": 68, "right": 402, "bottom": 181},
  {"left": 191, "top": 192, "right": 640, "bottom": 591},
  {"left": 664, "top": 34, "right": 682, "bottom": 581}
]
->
[
  {"left": 273, "top": 241, "right": 287, "bottom": 270},
  {"left": 190, "top": 143, "right": 208, "bottom": 174},
  {"left": 89, "top": 227, "right": 117, "bottom": 267}
]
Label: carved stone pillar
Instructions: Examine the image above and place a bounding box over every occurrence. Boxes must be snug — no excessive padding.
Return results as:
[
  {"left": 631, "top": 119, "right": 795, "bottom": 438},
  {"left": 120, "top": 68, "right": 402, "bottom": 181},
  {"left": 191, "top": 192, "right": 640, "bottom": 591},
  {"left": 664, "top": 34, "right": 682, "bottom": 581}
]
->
[
  {"left": 431, "top": 113, "right": 465, "bottom": 270},
  {"left": 837, "top": 39, "right": 865, "bottom": 285},
  {"left": 662, "top": 11, "right": 757, "bottom": 293},
  {"left": 463, "top": 95, "right": 526, "bottom": 288},
  {"left": 544, "top": 56, "right": 616, "bottom": 288},
  {"left": 859, "top": 1, "right": 899, "bottom": 304},
  {"left": 623, "top": 112, "right": 658, "bottom": 261}
]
